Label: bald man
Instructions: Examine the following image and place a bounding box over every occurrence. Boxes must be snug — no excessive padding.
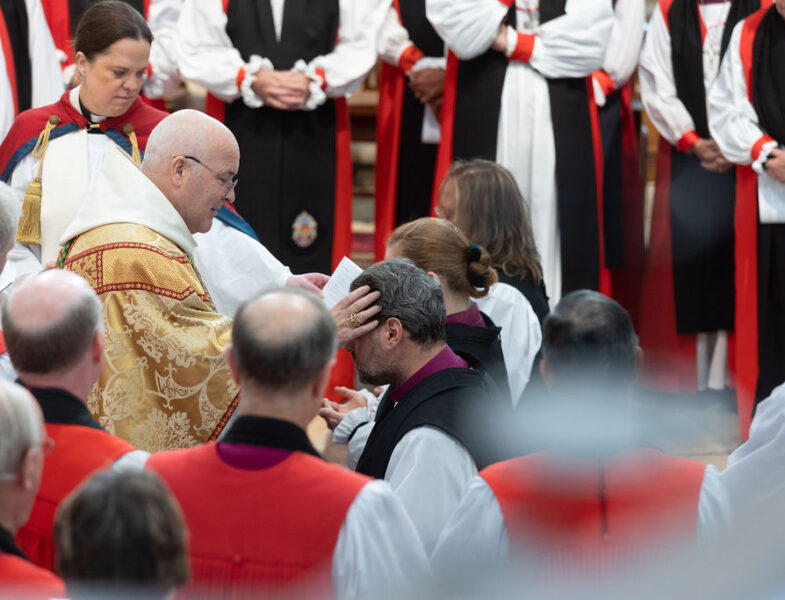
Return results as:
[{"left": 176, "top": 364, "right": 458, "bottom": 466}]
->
[
  {"left": 147, "top": 288, "right": 428, "bottom": 599},
  {"left": 2, "top": 269, "right": 146, "bottom": 571},
  {"left": 0, "top": 379, "right": 65, "bottom": 597},
  {"left": 57, "top": 110, "right": 241, "bottom": 452}
]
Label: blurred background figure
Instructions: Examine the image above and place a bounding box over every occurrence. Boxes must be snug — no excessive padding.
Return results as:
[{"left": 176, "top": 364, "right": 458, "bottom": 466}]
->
[
  {"left": 431, "top": 290, "right": 729, "bottom": 584},
  {"left": 54, "top": 469, "right": 188, "bottom": 600},
  {"left": 3, "top": 269, "right": 147, "bottom": 571},
  {"left": 0, "top": 379, "right": 65, "bottom": 599},
  {"left": 0, "top": 0, "right": 62, "bottom": 140}
]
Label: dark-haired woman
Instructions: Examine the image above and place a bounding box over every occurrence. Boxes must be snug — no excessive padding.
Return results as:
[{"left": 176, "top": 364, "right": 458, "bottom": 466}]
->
[{"left": 0, "top": 0, "right": 165, "bottom": 275}]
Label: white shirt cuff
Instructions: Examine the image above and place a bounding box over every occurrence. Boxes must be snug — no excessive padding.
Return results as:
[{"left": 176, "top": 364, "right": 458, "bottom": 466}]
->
[
  {"left": 293, "top": 59, "right": 327, "bottom": 111},
  {"left": 241, "top": 55, "right": 273, "bottom": 109},
  {"left": 333, "top": 407, "right": 372, "bottom": 445},
  {"left": 753, "top": 141, "right": 780, "bottom": 175},
  {"left": 412, "top": 57, "right": 447, "bottom": 71},
  {"left": 504, "top": 26, "right": 518, "bottom": 58}
]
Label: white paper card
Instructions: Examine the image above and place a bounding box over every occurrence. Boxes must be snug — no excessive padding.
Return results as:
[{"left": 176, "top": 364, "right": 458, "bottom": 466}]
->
[
  {"left": 323, "top": 256, "right": 363, "bottom": 309},
  {"left": 758, "top": 172, "right": 785, "bottom": 224}
]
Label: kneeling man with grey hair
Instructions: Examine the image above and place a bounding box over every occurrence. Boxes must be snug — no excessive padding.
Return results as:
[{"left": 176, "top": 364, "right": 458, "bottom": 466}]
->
[{"left": 147, "top": 288, "right": 428, "bottom": 599}]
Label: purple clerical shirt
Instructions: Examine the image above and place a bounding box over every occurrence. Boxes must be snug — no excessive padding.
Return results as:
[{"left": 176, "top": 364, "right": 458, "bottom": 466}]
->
[
  {"left": 215, "top": 443, "right": 292, "bottom": 470},
  {"left": 445, "top": 303, "right": 486, "bottom": 328},
  {"left": 388, "top": 344, "right": 469, "bottom": 405}
]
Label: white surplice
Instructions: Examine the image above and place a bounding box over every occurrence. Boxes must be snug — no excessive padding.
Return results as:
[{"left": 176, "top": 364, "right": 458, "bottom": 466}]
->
[{"left": 426, "top": 0, "right": 612, "bottom": 303}]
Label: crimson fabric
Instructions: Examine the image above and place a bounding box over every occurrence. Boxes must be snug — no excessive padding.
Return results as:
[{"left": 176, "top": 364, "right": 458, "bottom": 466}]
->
[
  {"left": 0, "top": 331, "right": 5, "bottom": 355},
  {"left": 16, "top": 424, "right": 134, "bottom": 571},
  {"left": 147, "top": 444, "right": 368, "bottom": 599},
  {"left": 0, "top": 554, "right": 65, "bottom": 599},
  {"left": 40, "top": 0, "right": 150, "bottom": 68},
  {"left": 0, "top": 91, "right": 166, "bottom": 179},
  {"left": 481, "top": 448, "right": 704, "bottom": 570},
  {"left": 430, "top": 50, "right": 458, "bottom": 211}
]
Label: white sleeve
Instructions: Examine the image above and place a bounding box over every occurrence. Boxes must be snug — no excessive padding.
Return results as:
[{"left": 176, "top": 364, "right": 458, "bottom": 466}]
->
[
  {"left": 306, "top": 0, "right": 383, "bottom": 99},
  {"left": 377, "top": 4, "right": 414, "bottom": 66},
  {"left": 177, "top": 0, "right": 255, "bottom": 102},
  {"left": 192, "top": 220, "right": 292, "bottom": 319},
  {"left": 430, "top": 475, "right": 508, "bottom": 570},
  {"left": 111, "top": 449, "right": 151, "bottom": 472},
  {"left": 333, "top": 480, "right": 430, "bottom": 600},
  {"left": 26, "top": 0, "right": 64, "bottom": 108},
  {"left": 143, "top": 0, "right": 182, "bottom": 99},
  {"left": 696, "top": 465, "right": 732, "bottom": 545},
  {"left": 526, "top": 0, "right": 613, "bottom": 79},
  {"left": 600, "top": 0, "right": 645, "bottom": 88},
  {"left": 638, "top": 5, "right": 696, "bottom": 146},
  {"left": 708, "top": 20, "right": 771, "bottom": 166},
  {"left": 385, "top": 426, "right": 478, "bottom": 554},
  {"left": 475, "top": 283, "right": 542, "bottom": 407},
  {"left": 426, "top": 0, "right": 507, "bottom": 60},
  {"left": 717, "top": 384, "right": 785, "bottom": 518},
  {"left": 332, "top": 407, "right": 374, "bottom": 471}
]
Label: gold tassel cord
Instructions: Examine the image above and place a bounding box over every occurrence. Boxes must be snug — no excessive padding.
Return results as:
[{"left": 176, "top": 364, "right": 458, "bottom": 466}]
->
[
  {"left": 17, "top": 115, "right": 61, "bottom": 245},
  {"left": 122, "top": 124, "right": 142, "bottom": 166}
]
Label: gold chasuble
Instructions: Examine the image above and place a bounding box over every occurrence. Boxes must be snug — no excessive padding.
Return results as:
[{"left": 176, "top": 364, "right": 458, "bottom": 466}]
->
[{"left": 59, "top": 148, "right": 238, "bottom": 452}]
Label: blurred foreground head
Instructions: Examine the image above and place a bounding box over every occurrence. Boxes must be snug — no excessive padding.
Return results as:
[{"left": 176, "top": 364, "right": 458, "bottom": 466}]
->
[
  {"left": 541, "top": 290, "right": 640, "bottom": 393},
  {"left": 54, "top": 469, "right": 188, "bottom": 600}
]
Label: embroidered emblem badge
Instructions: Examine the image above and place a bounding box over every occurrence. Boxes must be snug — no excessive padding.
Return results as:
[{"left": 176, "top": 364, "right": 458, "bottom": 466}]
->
[{"left": 292, "top": 210, "right": 318, "bottom": 248}]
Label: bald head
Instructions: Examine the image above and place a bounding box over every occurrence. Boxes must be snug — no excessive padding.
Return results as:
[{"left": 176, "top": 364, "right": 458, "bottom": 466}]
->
[
  {"left": 232, "top": 289, "right": 337, "bottom": 389},
  {"left": 2, "top": 270, "right": 102, "bottom": 375}
]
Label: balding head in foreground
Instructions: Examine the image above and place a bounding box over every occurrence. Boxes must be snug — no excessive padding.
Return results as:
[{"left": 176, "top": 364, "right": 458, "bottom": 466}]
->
[
  {"left": 225, "top": 288, "right": 337, "bottom": 428},
  {"left": 141, "top": 109, "right": 240, "bottom": 234},
  {"left": 2, "top": 270, "right": 103, "bottom": 400}
]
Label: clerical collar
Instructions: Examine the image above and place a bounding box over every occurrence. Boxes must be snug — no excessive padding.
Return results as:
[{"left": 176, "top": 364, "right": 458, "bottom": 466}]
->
[
  {"left": 78, "top": 97, "right": 108, "bottom": 127},
  {"left": 388, "top": 344, "right": 469, "bottom": 405},
  {"left": 21, "top": 384, "right": 103, "bottom": 431},
  {"left": 0, "top": 525, "right": 26, "bottom": 560},
  {"left": 217, "top": 415, "right": 321, "bottom": 470}
]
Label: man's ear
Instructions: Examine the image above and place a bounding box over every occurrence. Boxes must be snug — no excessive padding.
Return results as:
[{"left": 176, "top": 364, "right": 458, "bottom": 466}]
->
[
  {"left": 539, "top": 358, "right": 552, "bottom": 387},
  {"left": 634, "top": 346, "right": 644, "bottom": 374},
  {"left": 19, "top": 448, "right": 40, "bottom": 492},
  {"left": 170, "top": 156, "right": 187, "bottom": 187},
  {"left": 224, "top": 345, "right": 241, "bottom": 385},
  {"left": 381, "top": 318, "right": 404, "bottom": 349},
  {"left": 92, "top": 328, "right": 104, "bottom": 366}
]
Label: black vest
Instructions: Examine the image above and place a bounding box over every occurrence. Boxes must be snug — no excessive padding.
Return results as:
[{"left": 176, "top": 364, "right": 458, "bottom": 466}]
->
[
  {"left": 355, "top": 364, "right": 504, "bottom": 479},
  {"left": 223, "top": 0, "right": 340, "bottom": 274},
  {"left": 1, "top": 0, "right": 32, "bottom": 114}
]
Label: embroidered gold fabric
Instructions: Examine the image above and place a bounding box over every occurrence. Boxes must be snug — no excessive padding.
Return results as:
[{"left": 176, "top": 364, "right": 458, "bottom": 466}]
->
[{"left": 64, "top": 223, "right": 238, "bottom": 452}]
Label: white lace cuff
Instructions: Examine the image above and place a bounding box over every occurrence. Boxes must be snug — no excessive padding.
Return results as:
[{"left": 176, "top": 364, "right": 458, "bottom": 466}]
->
[
  {"left": 293, "top": 59, "right": 327, "bottom": 111},
  {"left": 412, "top": 57, "right": 447, "bottom": 71},
  {"left": 753, "top": 141, "right": 779, "bottom": 175},
  {"left": 333, "top": 407, "right": 372, "bottom": 445},
  {"left": 241, "top": 55, "right": 273, "bottom": 109}
]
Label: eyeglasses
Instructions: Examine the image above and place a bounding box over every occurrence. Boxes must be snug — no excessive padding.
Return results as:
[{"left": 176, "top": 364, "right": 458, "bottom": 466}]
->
[{"left": 183, "top": 155, "right": 238, "bottom": 192}]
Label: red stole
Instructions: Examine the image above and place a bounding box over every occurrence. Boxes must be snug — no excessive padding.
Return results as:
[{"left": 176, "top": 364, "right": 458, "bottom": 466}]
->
[
  {"left": 16, "top": 424, "right": 134, "bottom": 571},
  {"left": 147, "top": 443, "right": 368, "bottom": 598},
  {"left": 733, "top": 5, "right": 772, "bottom": 440},
  {"left": 0, "top": 553, "right": 65, "bottom": 598},
  {"left": 481, "top": 448, "right": 704, "bottom": 570}
]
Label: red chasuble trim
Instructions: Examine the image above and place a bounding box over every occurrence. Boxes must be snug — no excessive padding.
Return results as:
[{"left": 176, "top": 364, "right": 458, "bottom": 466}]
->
[
  {"left": 0, "top": 10, "right": 18, "bottom": 117},
  {"left": 677, "top": 130, "right": 700, "bottom": 152},
  {"left": 509, "top": 33, "right": 535, "bottom": 63},
  {"left": 374, "top": 61, "right": 406, "bottom": 261},
  {"left": 639, "top": 137, "right": 699, "bottom": 394},
  {"left": 430, "top": 51, "right": 459, "bottom": 212}
]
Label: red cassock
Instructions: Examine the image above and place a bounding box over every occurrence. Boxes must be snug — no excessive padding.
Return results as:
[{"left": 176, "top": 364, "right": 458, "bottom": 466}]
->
[
  {"left": 481, "top": 447, "right": 705, "bottom": 571},
  {"left": 147, "top": 443, "right": 369, "bottom": 599},
  {"left": 16, "top": 424, "right": 134, "bottom": 571},
  {"left": 0, "top": 553, "right": 66, "bottom": 599}
]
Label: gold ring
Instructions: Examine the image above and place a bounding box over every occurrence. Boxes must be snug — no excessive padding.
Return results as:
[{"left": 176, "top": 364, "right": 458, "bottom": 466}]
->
[{"left": 347, "top": 313, "right": 360, "bottom": 327}]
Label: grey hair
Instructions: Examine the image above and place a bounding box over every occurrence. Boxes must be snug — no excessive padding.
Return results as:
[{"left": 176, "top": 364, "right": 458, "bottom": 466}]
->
[
  {"left": 0, "top": 182, "right": 20, "bottom": 255},
  {"left": 350, "top": 258, "right": 446, "bottom": 347},
  {"left": 2, "top": 277, "right": 102, "bottom": 374},
  {"left": 232, "top": 288, "right": 338, "bottom": 388},
  {"left": 0, "top": 380, "right": 41, "bottom": 481}
]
